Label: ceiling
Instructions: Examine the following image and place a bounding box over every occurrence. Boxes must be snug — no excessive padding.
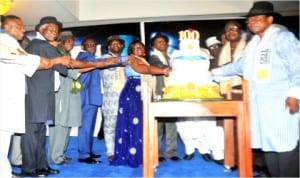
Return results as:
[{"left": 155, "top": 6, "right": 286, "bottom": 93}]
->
[{"left": 5, "top": 0, "right": 300, "bottom": 31}]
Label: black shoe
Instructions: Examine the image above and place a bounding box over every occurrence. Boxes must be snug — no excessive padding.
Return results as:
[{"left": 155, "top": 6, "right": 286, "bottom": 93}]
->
[
  {"left": 170, "top": 156, "right": 181, "bottom": 161},
  {"left": 159, "top": 157, "right": 166, "bottom": 162},
  {"left": 108, "top": 155, "right": 114, "bottom": 162},
  {"left": 213, "top": 159, "right": 224, "bottom": 165},
  {"left": 254, "top": 169, "right": 271, "bottom": 177},
  {"left": 253, "top": 165, "right": 270, "bottom": 177},
  {"left": 78, "top": 157, "right": 101, "bottom": 164},
  {"left": 230, "top": 165, "right": 238, "bottom": 171},
  {"left": 47, "top": 166, "right": 60, "bottom": 174},
  {"left": 21, "top": 170, "right": 46, "bottom": 177},
  {"left": 183, "top": 153, "right": 195, "bottom": 160},
  {"left": 201, "top": 153, "right": 212, "bottom": 162},
  {"left": 254, "top": 172, "right": 270, "bottom": 177},
  {"left": 90, "top": 152, "right": 101, "bottom": 158},
  {"left": 63, "top": 156, "right": 72, "bottom": 161},
  {"left": 36, "top": 166, "right": 60, "bottom": 175},
  {"left": 57, "top": 159, "right": 69, "bottom": 165}
]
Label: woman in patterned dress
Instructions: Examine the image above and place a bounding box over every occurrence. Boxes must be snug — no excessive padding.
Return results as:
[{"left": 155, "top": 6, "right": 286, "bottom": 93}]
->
[{"left": 111, "top": 40, "right": 170, "bottom": 167}]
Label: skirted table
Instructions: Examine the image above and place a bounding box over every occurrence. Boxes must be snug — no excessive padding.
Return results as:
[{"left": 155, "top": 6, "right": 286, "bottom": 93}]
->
[{"left": 141, "top": 76, "right": 252, "bottom": 178}]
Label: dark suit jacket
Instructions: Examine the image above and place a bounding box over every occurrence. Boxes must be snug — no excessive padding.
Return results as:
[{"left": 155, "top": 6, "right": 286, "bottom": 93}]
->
[
  {"left": 25, "top": 39, "right": 68, "bottom": 123},
  {"left": 148, "top": 54, "right": 170, "bottom": 96}
]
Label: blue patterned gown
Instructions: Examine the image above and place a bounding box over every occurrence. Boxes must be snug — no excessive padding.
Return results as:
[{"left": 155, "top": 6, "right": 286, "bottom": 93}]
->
[{"left": 111, "top": 65, "right": 143, "bottom": 168}]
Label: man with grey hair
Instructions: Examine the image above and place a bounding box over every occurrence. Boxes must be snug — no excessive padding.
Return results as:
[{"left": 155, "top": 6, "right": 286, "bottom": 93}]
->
[{"left": 20, "top": 16, "right": 68, "bottom": 177}]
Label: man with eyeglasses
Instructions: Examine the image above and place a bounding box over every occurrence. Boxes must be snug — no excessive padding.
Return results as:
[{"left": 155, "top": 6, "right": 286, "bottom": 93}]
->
[
  {"left": 218, "top": 20, "right": 246, "bottom": 67},
  {"left": 212, "top": 1, "right": 299, "bottom": 177},
  {"left": 217, "top": 20, "right": 247, "bottom": 93}
]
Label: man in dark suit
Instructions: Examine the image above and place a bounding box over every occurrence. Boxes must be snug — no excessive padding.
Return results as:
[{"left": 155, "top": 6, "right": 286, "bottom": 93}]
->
[
  {"left": 21, "top": 16, "right": 68, "bottom": 177},
  {"left": 148, "top": 33, "right": 180, "bottom": 162}
]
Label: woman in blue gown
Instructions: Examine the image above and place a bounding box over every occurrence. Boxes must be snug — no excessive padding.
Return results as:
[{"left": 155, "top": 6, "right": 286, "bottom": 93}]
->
[{"left": 111, "top": 40, "right": 170, "bottom": 167}]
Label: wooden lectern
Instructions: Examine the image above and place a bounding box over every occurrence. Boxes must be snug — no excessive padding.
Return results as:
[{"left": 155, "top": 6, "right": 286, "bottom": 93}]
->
[{"left": 141, "top": 75, "right": 252, "bottom": 178}]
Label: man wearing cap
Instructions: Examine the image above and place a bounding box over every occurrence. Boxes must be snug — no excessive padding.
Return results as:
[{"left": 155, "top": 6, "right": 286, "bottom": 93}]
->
[
  {"left": 212, "top": 1, "right": 299, "bottom": 177},
  {"left": 101, "top": 35, "right": 126, "bottom": 162},
  {"left": 47, "top": 31, "right": 77, "bottom": 165},
  {"left": 20, "top": 16, "right": 68, "bottom": 177},
  {"left": 205, "top": 36, "right": 222, "bottom": 69}
]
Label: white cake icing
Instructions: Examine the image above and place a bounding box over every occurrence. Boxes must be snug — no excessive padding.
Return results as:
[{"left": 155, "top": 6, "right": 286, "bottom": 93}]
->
[{"left": 163, "top": 29, "right": 221, "bottom": 99}]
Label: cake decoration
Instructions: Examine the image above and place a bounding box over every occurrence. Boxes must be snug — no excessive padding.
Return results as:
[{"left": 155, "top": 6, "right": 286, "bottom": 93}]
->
[{"left": 162, "top": 29, "right": 222, "bottom": 99}]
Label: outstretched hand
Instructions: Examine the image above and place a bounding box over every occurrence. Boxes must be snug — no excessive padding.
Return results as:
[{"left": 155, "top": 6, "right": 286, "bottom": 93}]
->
[
  {"left": 103, "top": 57, "right": 119, "bottom": 66},
  {"left": 59, "top": 56, "right": 71, "bottom": 67}
]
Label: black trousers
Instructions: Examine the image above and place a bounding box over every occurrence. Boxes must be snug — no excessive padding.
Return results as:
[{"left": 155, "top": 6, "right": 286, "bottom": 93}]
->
[
  {"left": 21, "top": 123, "right": 48, "bottom": 173},
  {"left": 264, "top": 142, "right": 299, "bottom": 177}
]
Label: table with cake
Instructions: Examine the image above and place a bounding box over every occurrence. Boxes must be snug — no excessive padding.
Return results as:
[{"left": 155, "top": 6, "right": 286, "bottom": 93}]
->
[{"left": 142, "top": 29, "right": 252, "bottom": 177}]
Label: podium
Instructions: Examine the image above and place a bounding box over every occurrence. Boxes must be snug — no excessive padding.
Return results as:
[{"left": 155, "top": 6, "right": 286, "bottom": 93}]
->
[{"left": 141, "top": 75, "right": 252, "bottom": 178}]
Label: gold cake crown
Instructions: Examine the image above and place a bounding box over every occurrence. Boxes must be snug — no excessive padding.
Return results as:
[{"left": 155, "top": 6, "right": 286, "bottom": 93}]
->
[{"left": 178, "top": 28, "right": 200, "bottom": 40}]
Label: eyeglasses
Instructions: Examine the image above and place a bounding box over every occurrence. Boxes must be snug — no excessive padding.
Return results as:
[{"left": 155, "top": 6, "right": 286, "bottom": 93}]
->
[{"left": 225, "top": 26, "right": 240, "bottom": 32}]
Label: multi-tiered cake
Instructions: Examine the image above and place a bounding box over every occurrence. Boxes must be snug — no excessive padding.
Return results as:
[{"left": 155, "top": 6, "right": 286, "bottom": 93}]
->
[{"left": 163, "top": 29, "right": 221, "bottom": 99}]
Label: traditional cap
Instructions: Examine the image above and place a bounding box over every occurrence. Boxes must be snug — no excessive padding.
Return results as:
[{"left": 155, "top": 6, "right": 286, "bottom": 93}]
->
[
  {"left": 246, "top": 1, "right": 277, "bottom": 17},
  {"left": 205, "top": 36, "right": 221, "bottom": 48},
  {"left": 57, "top": 31, "right": 73, "bottom": 41},
  {"left": 35, "top": 16, "right": 62, "bottom": 31},
  {"left": 106, "top": 35, "right": 125, "bottom": 46}
]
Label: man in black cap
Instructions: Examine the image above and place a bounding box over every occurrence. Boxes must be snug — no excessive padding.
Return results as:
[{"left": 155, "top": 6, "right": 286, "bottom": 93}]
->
[
  {"left": 20, "top": 16, "right": 67, "bottom": 177},
  {"left": 212, "top": 1, "right": 299, "bottom": 177}
]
